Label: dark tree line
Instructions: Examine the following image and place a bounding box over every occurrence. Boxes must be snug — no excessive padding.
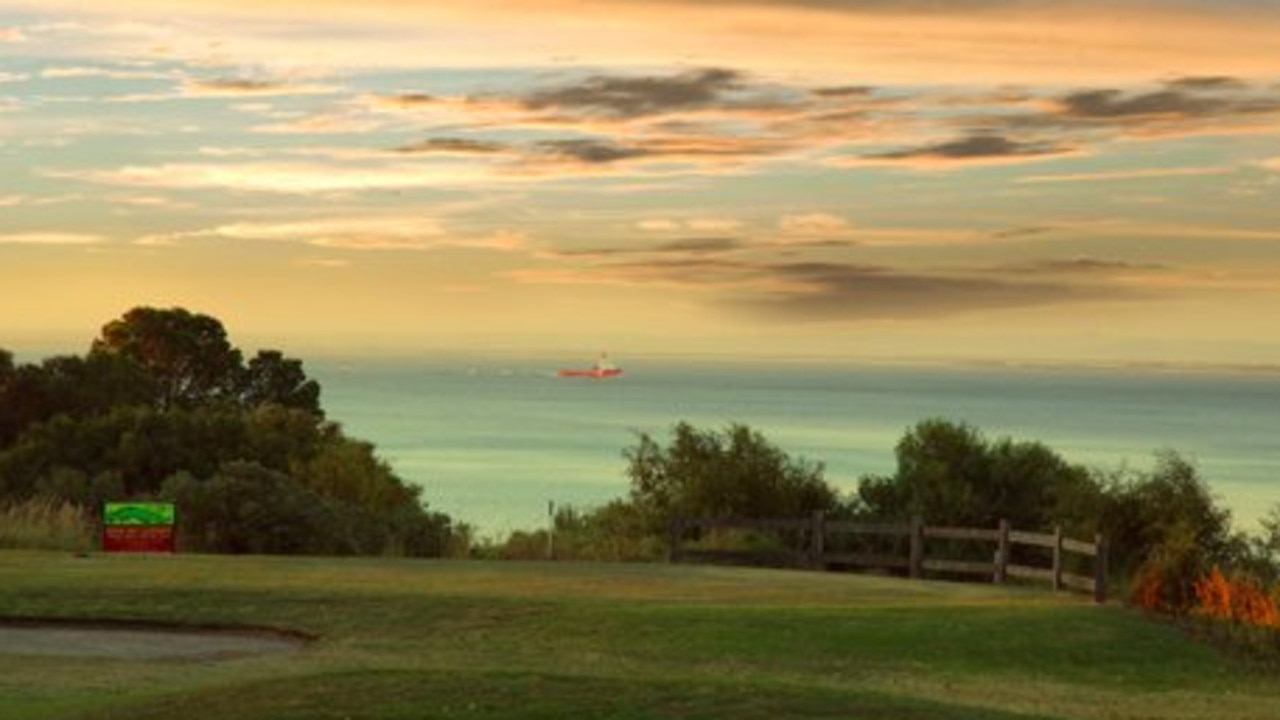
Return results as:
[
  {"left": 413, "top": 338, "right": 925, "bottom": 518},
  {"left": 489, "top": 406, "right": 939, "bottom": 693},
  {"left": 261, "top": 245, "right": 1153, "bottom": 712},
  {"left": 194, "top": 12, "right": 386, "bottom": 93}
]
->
[
  {"left": 0, "top": 306, "right": 453, "bottom": 556},
  {"left": 532, "top": 417, "right": 1277, "bottom": 593}
]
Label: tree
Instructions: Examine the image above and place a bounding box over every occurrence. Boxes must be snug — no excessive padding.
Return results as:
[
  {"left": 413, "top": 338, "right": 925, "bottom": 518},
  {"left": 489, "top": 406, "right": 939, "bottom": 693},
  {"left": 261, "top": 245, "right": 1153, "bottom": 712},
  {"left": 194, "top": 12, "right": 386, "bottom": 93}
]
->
[
  {"left": 90, "top": 306, "right": 243, "bottom": 409},
  {"left": 858, "top": 419, "right": 989, "bottom": 525},
  {"left": 856, "top": 418, "right": 1098, "bottom": 532},
  {"left": 1101, "top": 450, "right": 1235, "bottom": 576},
  {"left": 297, "top": 436, "right": 420, "bottom": 515},
  {"left": 0, "top": 353, "right": 154, "bottom": 448},
  {"left": 240, "top": 350, "right": 323, "bottom": 418},
  {"left": 623, "top": 422, "right": 837, "bottom": 531}
]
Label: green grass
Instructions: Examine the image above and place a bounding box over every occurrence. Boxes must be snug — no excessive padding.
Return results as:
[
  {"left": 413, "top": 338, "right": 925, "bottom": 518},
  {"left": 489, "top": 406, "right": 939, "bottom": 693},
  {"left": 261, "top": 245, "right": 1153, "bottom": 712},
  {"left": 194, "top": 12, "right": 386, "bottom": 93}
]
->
[{"left": 1, "top": 551, "right": 1276, "bottom": 719}]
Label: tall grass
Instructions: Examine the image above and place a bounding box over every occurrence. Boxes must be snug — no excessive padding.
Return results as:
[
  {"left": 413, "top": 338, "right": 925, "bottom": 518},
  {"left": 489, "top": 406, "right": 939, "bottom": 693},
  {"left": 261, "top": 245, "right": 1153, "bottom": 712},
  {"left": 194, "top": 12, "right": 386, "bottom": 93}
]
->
[{"left": 0, "top": 498, "right": 95, "bottom": 552}]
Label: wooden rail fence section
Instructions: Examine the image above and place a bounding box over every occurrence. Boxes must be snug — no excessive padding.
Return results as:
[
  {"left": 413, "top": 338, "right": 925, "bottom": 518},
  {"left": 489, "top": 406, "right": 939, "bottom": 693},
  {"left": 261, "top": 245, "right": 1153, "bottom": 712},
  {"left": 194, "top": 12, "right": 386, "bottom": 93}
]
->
[{"left": 668, "top": 514, "right": 1108, "bottom": 603}]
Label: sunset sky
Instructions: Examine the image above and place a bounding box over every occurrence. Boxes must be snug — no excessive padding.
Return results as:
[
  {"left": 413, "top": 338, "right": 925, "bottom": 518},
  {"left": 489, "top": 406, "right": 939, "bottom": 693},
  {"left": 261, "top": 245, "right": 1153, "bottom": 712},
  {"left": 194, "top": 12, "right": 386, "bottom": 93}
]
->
[{"left": 3, "top": 0, "right": 1279, "bottom": 364}]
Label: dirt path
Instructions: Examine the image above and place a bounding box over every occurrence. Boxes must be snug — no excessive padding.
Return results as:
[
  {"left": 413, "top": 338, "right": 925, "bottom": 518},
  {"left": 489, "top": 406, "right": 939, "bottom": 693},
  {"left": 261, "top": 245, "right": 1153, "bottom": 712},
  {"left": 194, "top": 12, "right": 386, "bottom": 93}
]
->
[{"left": 0, "top": 622, "right": 307, "bottom": 660}]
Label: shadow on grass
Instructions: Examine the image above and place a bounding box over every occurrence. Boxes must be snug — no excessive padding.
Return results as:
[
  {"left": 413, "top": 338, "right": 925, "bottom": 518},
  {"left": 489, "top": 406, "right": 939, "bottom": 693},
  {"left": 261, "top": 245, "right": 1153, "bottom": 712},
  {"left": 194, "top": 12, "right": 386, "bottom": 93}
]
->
[{"left": 82, "top": 668, "right": 1060, "bottom": 720}]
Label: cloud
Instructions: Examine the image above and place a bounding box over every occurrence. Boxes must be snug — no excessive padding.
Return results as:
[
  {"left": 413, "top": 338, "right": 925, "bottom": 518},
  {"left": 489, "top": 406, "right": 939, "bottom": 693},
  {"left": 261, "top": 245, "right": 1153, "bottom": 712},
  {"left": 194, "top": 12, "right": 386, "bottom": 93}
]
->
[
  {"left": 112, "top": 75, "right": 340, "bottom": 102},
  {"left": 374, "top": 92, "right": 438, "bottom": 108},
  {"left": 535, "top": 139, "right": 651, "bottom": 164},
  {"left": 0, "top": 232, "right": 106, "bottom": 245},
  {"left": 137, "top": 217, "right": 530, "bottom": 252},
  {"left": 1058, "top": 88, "right": 1232, "bottom": 120},
  {"left": 779, "top": 212, "right": 850, "bottom": 235},
  {"left": 728, "top": 261, "right": 1119, "bottom": 320},
  {"left": 393, "top": 137, "right": 508, "bottom": 155},
  {"left": 859, "top": 133, "right": 1077, "bottom": 167},
  {"left": 10, "top": 0, "right": 1280, "bottom": 89},
  {"left": 654, "top": 237, "right": 742, "bottom": 254},
  {"left": 987, "top": 225, "right": 1056, "bottom": 241},
  {"left": 251, "top": 113, "right": 386, "bottom": 135},
  {"left": 997, "top": 257, "right": 1171, "bottom": 276},
  {"left": 811, "top": 85, "right": 875, "bottom": 99},
  {"left": 1017, "top": 166, "right": 1234, "bottom": 184},
  {"left": 41, "top": 65, "right": 171, "bottom": 81},
  {"left": 0, "top": 27, "right": 25, "bottom": 43},
  {"left": 52, "top": 161, "right": 496, "bottom": 194},
  {"left": 1165, "top": 76, "right": 1249, "bottom": 91},
  {"left": 637, "top": 219, "right": 678, "bottom": 232},
  {"left": 1023, "top": 77, "right": 1280, "bottom": 139},
  {"left": 514, "top": 252, "right": 1138, "bottom": 320},
  {"left": 520, "top": 68, "right": 748, "bottom": 119},
  {"left": 688, "top": 218, "right": 743, "bottom": 232},
  {"left": 547, "top": 236, "right": 745, "bottom": 260},
  {"left": 183, "top": 76, "right": 337, "bottom": 97}
]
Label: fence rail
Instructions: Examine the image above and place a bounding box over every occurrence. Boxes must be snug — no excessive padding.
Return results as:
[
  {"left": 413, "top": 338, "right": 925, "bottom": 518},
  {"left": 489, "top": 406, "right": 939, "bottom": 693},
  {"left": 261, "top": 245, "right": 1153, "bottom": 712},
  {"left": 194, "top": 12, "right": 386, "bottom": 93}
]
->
[{"left": 668, "top": 514, "right": 1108, "bottom": 603}]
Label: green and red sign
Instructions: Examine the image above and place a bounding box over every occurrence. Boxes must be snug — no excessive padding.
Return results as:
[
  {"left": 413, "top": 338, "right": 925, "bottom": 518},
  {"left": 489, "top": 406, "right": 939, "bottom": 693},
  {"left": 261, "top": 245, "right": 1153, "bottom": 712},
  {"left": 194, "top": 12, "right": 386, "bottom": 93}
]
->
[{"left": 103, "top": 502, "right": 176, "bottom": 553}]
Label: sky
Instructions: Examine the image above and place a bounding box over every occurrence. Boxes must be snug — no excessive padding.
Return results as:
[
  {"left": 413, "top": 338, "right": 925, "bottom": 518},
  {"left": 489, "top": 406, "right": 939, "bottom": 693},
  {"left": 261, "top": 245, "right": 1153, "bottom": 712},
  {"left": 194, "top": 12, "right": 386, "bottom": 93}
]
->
[{"left": 3, "top": 0, "right": 1280, "bottom": 365}]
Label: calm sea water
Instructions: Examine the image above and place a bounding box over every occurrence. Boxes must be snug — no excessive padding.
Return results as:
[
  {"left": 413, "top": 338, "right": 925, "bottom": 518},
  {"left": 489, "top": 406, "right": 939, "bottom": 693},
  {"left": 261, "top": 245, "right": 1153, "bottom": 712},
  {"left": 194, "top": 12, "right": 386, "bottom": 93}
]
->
[{"left": 310, "top": 357, "right": 1280, "bottom": 536}]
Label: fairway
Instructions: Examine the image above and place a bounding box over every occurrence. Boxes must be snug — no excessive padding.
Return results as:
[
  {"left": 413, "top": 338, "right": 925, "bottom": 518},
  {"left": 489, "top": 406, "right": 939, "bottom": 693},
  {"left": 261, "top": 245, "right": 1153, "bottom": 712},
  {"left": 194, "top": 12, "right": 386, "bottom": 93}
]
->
[{"left": 1, "top": 552, "right": 1275, "bottom": 719}]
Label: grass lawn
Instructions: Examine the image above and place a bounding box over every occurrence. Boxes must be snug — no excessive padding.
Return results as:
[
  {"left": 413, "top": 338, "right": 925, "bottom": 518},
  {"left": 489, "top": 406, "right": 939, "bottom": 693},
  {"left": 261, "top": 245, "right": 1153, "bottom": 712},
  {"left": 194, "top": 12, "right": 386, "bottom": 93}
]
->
[{"left": 1, "top": 550, "right": 1275, "bottom": 719}]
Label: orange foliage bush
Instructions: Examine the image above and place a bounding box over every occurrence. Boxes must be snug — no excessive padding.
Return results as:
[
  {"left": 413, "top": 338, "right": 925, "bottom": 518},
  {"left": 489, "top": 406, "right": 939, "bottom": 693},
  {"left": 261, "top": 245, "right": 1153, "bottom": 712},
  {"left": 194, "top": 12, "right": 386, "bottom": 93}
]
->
[
  {"left": 1192, "top": 565, "right": 1279, "bottom": 628},
  {"left": 1130, "top": 556, "right": 1198, "bottom": 616},
  {"left": 1192, "top": 566, "right": 1233, "bottom": 619}
]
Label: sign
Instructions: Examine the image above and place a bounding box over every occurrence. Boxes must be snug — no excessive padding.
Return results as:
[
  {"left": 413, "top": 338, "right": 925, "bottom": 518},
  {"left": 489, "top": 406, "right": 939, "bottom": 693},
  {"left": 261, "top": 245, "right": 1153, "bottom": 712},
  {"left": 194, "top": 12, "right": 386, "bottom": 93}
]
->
[{"left": 103, "top": 502, "right": 176, "bottom": 553}]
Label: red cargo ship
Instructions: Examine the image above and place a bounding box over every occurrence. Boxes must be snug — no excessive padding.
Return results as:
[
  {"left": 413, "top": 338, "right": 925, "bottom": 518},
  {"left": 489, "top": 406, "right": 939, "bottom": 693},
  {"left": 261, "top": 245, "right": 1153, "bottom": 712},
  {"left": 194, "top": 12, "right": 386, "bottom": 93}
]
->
[{"left": 558, "top": 354, "right": 623, "bottom": 378}]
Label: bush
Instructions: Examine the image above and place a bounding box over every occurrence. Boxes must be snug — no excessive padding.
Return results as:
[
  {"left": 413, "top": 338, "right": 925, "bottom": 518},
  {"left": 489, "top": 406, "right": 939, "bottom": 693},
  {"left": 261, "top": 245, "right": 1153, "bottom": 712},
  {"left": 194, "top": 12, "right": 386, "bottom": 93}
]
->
[
  {"left": 164, "top": 462, "right": 345, "bottom": 555},
  {"left": 162, "top": 462, "right": 454, "bottom": 557}
]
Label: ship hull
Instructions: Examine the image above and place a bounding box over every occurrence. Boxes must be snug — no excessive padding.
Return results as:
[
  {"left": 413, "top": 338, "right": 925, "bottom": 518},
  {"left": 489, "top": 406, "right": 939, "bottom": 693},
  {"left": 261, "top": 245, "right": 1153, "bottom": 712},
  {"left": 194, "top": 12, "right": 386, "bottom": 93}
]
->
[{"left": 557, "top": 367, "right": 623, "bottom": 378}]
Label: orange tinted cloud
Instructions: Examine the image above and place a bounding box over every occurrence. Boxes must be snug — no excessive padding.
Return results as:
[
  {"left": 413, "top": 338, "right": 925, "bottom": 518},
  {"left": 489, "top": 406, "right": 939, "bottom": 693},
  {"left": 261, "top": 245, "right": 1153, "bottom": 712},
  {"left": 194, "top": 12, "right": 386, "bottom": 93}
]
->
[{"left": 11, "top": 1, "right": 1280, "bottom": 83}]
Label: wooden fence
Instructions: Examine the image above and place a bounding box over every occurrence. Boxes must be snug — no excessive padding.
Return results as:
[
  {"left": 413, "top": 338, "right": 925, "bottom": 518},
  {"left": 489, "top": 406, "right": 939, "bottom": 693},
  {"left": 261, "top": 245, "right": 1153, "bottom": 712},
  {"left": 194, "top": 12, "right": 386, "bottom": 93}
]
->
[{"left": 668, "top": 514, "right": 1108, "bottom": 603}]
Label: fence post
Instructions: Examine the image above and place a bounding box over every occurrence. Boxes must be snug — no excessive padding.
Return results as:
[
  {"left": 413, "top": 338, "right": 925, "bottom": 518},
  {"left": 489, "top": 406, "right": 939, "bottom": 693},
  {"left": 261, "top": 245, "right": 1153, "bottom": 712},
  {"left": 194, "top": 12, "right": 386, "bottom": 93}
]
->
[
  {"left": 1052, "top": 525, "right": 1063, "bottom": 592},
  {"left": 1094, "top": 532, "right": 1108, "bottom": 604},
  {"left": 994, "top": 519, "right": 1009, "bottom": 584},
  {"left": 668, "top": 517, "right": 684, "bottom": 564},
  {"left": 810, "top": 511, "right": 826, "bottom": 570},
  {"left": 909, "top": 517, "right": 924, "bottom": 579}
]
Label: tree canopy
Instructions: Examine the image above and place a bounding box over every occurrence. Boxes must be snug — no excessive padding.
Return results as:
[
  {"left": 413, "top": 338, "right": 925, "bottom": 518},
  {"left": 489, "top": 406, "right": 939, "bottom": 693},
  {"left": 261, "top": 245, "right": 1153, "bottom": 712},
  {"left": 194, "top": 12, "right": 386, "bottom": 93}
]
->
[
  {"left": 90, "top": 306, "right": 244, "bottom": 409},
  {"left": 624, "top": 422, "right": 839, "bottom": 531},
  {"left": 856, "top": 418, "right": 1100, "bottom": 533}
]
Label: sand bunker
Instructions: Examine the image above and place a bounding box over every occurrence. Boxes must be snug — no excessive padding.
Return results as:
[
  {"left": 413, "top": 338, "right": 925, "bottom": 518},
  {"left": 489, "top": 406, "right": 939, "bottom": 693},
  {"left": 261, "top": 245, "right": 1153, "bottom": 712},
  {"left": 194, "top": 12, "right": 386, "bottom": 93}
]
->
[{"left": 0, "top": 621, "right": 307, "bottom": 660}]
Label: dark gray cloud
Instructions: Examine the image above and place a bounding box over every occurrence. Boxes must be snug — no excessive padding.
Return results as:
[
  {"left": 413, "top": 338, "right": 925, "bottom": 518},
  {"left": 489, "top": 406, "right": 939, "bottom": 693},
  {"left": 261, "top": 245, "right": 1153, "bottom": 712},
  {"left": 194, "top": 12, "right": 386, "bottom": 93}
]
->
[
  {"left": 1002, "top": 258, "right": 1170, "bottom": 275},
  {"left": 812, "top": 85, "right": 875, "bottom": 98},
  {"left": 939, "top": 76, "right": 1280, "bottom": 152},
  {"left": 655, "top": 237, "right": 743, "bottom": 253},
  {"left": 990, "top": 225, "right": 1056, "bottom": 241},
  {"left": 189, "top": 78, "right": 288, "bottom": 94},
  {"left": 550, "top": 253, "right": 1136, "bottom": 321},
  {"left": 536, "top": 139, "right": 652, "bottom": 164},
  {"left": 522, "top": 68, "right": 749, "bottom": 118},
  {"left": 379, "top": 92, "right": 436, "bottom": 106},
  {"left": 868, "top": 133, "right": 1071, "bottom": 162},
  {"left": 727, "top": 261, "right": 1126, "bottom": 320},
  {"left": 1057, "top": 89, "right": 1224, "bottom": 119},
  {"left": 1053, "top": 78, "right": 1280, "bottom": 121},
  {"left": 1166, "top": 76, "right": 1249, "bottom": 91},
  {"left": 392, "top": 137, "right": 507, "bottom": 154}
]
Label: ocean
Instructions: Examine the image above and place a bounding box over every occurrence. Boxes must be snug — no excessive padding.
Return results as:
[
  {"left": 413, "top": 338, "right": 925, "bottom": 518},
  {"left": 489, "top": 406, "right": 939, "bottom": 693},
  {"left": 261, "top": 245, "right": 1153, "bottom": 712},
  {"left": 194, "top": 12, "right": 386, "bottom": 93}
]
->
[{"left": 309, "top": 356, "right": 1280, "bottom": 537}]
